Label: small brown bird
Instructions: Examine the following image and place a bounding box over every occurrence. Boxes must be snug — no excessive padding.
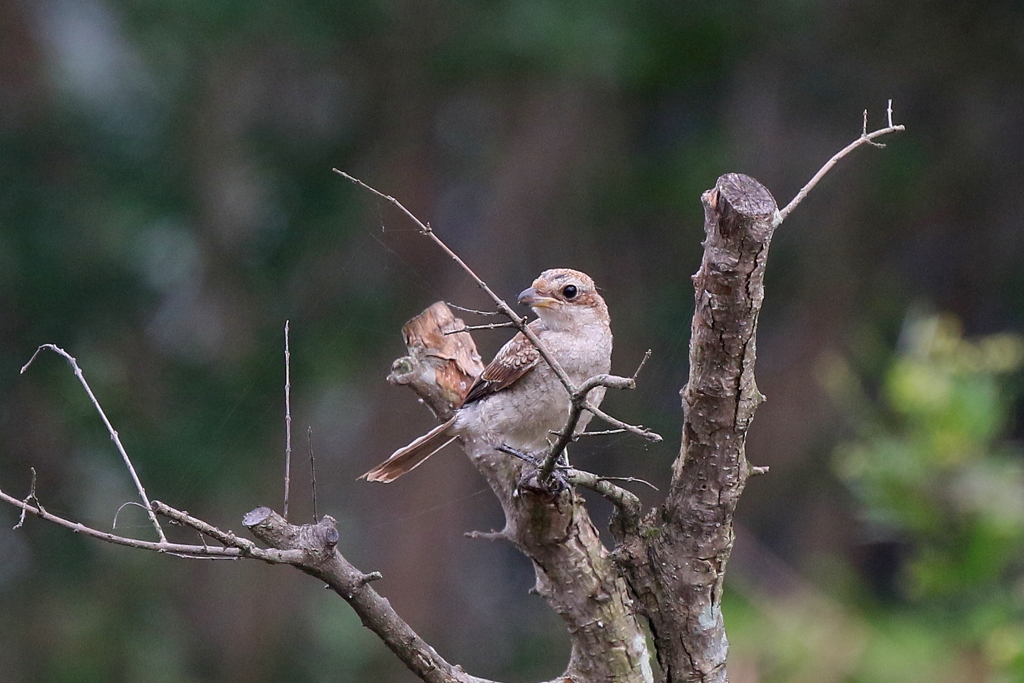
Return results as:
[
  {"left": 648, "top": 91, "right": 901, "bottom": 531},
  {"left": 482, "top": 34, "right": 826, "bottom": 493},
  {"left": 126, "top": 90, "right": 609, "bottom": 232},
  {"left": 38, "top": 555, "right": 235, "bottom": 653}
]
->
[{"left": 362, "top": 268, "right": 613, "bottom": 483}]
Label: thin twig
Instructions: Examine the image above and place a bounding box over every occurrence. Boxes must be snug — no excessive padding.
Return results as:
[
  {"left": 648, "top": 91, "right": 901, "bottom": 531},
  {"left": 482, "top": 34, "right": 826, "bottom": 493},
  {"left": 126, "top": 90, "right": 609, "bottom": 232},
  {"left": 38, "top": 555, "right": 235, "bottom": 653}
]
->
[
  {"left": 597, "top": 475, "right": 659, "bottom": 492},
  {"left": 150, "top": 500, "right": 266, "bottom": 555},
  {"left": 333, "top": 169, "right": 578, "bottom": 396},
  {"left": 112, "top": 501, "right": 149, "bottom": 529},
  {"left": 443, "top": 321, "right": 517, "bottom": 335},
  {"left": 631, "top": 349, "right": 652, "bottom": 380},
  {"left": 337, "top": 169, "right": 662, "bottom": 472},
  {"left": 536, "top": 351, "right": 663, "bottom": 480},
  {"left": 497, "top": 444, "right": 542, "bottom": 467},
  {"left": 538, "top": 375, "right": 632, "bottom": 480},
  {"left": 586, "top": 402, "right": 662, "bottom": 443},
  {"left": 21, "top": 345, "right": 167, "bottom": 542},
  {"left": 1, "top": 486, "right": 302, "bottom": 563},
  {"left": 283, "top": 321, "right": 292, "bottom": 521},
  {"left": 308, "top": 426, "right": 318, "bottom": 522},
  {"left": 571, "top": 428, "right": 628, "bottom": 438},
  {"left": 13, "top": 467, "right": 40, "bottom": 530},
  {"left": 465, "top": 529, "right": 511, "bottom": 542},
  {"left": 775, "top": 99, "right": 906, "bottom": 226},
  {"left": 446, "top": 303, "right": 501, "bottom": 316},
  {"left": 562, "top": 468, "right": 642, "bottom": 521}
]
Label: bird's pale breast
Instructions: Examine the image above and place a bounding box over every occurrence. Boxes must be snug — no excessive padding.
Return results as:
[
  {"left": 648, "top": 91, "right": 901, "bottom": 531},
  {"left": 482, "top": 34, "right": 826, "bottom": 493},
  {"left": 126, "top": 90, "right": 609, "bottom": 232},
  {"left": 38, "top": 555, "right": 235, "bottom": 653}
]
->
[{"left": 455, "top": 321, "right": 612, "bottom": 454}]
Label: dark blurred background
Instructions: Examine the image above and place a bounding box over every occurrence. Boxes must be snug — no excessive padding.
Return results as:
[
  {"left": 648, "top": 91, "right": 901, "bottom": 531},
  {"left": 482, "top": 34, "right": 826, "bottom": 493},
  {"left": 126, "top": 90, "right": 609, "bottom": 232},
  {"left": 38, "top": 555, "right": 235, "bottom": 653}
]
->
[{"left": 3, "top": 1, "right": 1024, "bottom": 681}]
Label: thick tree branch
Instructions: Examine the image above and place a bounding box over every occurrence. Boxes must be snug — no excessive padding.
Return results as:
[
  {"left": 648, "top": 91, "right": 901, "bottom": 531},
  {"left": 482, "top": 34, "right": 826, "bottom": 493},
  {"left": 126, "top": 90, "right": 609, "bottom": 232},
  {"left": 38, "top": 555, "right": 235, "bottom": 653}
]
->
[
  {"left": 610, "top": 110, "right": 903, "bottom": 682},
  {"left": 242, "top": 508, "right": 499, "bottom": 683},
  {"left": 614, "top": 173, "right": 778, "bottom": 683},
  {"left": 391, "top": 303, "right": 653, "bottom": 683}
]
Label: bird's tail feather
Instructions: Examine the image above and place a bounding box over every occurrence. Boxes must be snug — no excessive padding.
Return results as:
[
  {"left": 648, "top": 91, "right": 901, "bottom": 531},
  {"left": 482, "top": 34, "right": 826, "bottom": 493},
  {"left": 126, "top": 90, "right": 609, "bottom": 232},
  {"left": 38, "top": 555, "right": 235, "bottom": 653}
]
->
[{"left": 360, "top": 417, "right": 458, "bottom": 483}]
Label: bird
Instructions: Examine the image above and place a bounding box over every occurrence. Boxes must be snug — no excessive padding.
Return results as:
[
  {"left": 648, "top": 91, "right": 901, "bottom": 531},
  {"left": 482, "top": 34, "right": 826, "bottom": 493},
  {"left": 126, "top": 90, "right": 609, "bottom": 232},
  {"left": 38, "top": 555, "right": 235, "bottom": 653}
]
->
[{"left": 361, "top": 268, "right": 613, "bottom": 483}]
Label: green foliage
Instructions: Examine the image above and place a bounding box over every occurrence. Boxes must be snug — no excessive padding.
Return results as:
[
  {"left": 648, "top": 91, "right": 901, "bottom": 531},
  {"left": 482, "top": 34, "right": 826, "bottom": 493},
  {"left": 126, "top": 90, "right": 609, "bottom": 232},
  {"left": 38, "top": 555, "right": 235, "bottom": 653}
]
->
[{"left": 831, "top": 313, "right": 1024, "bottom": 680}]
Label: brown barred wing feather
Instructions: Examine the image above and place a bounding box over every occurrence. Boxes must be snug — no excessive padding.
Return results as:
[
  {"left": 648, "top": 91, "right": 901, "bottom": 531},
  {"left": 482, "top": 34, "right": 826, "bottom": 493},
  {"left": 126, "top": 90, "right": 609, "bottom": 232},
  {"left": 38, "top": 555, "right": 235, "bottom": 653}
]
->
[{"left": 462, "top": 331, "right": 540, "bottom": 405}]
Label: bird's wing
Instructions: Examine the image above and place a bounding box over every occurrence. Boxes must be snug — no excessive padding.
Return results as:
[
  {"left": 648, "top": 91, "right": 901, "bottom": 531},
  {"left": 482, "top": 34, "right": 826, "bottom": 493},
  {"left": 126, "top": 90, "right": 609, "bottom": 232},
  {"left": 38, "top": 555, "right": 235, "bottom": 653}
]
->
[{"left": 462, "top": 330, "right": 540, "bottom": 405}]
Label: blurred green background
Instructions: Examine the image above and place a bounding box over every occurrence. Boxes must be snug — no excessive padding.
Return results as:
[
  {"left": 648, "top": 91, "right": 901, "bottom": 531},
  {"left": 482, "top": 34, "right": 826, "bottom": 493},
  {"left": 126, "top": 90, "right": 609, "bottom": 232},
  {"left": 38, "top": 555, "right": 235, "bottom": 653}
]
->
[{"left": 2, "top": 1, "right": 1024, "bottom": 681}]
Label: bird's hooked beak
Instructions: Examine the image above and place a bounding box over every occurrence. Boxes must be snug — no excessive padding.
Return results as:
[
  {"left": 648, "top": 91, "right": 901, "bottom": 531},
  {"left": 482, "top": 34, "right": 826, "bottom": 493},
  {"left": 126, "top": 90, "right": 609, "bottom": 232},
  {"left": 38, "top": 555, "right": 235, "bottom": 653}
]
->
[{"left": 518, "top": 286, "right": 558, "bottom": 309}]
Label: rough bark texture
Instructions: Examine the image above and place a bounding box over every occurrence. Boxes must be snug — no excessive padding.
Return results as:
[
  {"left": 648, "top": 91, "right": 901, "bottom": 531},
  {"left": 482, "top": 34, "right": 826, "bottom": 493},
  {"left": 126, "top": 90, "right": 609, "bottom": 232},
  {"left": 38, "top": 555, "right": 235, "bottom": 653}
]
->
[
  {"left": 243, "top": 507, "right": 497, "bottom": 683},
  {"left": 392, "top": 307, "right": 652, "bottom": 683},
  {"left": 614, "top": 173, "right": 777, "bottom": 683}
]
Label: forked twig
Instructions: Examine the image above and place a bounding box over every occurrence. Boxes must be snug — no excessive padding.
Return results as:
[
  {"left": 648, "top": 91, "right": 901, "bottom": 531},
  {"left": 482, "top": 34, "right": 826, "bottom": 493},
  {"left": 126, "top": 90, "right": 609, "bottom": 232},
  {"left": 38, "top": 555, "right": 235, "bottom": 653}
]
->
[
  {"left": 13, "top": 467, "right": 41, "bottom": 530},
  {"left": 21, "top": 344, "right": 167, "bottom": 542},
  {"left": 775, "top": 99, "right": 905, "bottom": 226},
  {"left": 0, "top": 486, "right": 302, "bottom": 562},
  {"left": 538, "top": 350, "right": 660, "bottom": 480},
  {"left": 151, "top": 500, "right": 260, "bottom": 554}
]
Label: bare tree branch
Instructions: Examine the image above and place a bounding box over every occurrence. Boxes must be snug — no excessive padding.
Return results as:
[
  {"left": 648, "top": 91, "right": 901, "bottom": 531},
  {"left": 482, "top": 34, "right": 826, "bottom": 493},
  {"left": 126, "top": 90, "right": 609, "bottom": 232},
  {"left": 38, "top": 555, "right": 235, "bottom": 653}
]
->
[
  {"left": 775, "top": 99, "right": 905, "bottom": 226},
  {"left": 21, "top": 344, "right": 167, "bottom": 542},
  {"left": 561, "top": 468, "right": 642, "bottom": 522},
  {"left": 445, "top": 302, "right": 502, "bottom": 316},
  {"left": 12, "top": 467, "right": 41, "bottom": 530},
  {"left": 0, "top": 486, "right": 302, "bottom": 562},
  {"left": 539, "top": 349, "right": 658, "bottom": 478},
  {"left": 613, "top": 173, "right": 778, "bottom": 683},
  {"left": 242, "top": 507, "right": 501, "bottom": 683},
  {"left": 333, "top": 169, "right": 578, "bottom": 392},
  {"left": 537, "top": 373, "right": 659, "bottom": 481}
]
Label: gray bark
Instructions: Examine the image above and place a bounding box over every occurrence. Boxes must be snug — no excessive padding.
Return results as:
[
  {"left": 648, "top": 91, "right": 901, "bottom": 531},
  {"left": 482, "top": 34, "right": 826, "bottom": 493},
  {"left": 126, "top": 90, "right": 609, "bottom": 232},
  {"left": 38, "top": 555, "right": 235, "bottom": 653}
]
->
[{"left": 614, "top": 173, "right": 777, "bottom": 682}]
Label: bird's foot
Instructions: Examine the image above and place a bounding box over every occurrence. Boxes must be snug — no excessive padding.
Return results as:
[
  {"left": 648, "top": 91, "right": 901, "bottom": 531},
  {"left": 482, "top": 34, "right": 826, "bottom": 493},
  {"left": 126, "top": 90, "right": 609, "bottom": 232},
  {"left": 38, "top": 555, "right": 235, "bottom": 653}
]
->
[{"left": 498, "top": 444, "right": 568, "bottom": 498}]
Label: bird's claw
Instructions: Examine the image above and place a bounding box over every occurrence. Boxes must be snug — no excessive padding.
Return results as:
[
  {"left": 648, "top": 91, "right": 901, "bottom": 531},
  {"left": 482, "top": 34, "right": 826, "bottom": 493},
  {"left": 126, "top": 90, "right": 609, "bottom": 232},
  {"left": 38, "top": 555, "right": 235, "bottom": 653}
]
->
[
  {"left": 498, "top": 444, "right": 569, "bottom": 497},
  {"left": 517, "top": 469, "right": 567, "bottom": 499}
]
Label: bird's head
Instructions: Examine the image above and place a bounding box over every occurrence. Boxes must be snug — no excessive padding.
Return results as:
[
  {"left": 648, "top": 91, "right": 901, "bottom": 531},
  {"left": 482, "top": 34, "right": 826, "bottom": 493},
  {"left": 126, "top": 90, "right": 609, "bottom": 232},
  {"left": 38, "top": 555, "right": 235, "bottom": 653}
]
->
[{"left": 517, "top": 268, "right": 608, "bottom": 331}]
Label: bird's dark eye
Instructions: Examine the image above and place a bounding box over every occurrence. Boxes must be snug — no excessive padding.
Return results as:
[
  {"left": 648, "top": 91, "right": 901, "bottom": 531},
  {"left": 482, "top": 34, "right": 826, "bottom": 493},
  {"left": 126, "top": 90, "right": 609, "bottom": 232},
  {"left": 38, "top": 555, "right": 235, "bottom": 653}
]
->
[{"left": 562, "top": 285, "right": 578, "bottom": 299}]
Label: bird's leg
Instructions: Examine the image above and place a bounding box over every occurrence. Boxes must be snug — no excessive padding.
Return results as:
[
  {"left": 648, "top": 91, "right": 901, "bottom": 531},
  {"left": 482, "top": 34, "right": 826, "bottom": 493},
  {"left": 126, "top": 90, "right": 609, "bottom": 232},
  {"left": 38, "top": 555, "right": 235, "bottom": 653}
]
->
[{"left": 498, "top": 444, "right": 569, "bottom": 497}]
